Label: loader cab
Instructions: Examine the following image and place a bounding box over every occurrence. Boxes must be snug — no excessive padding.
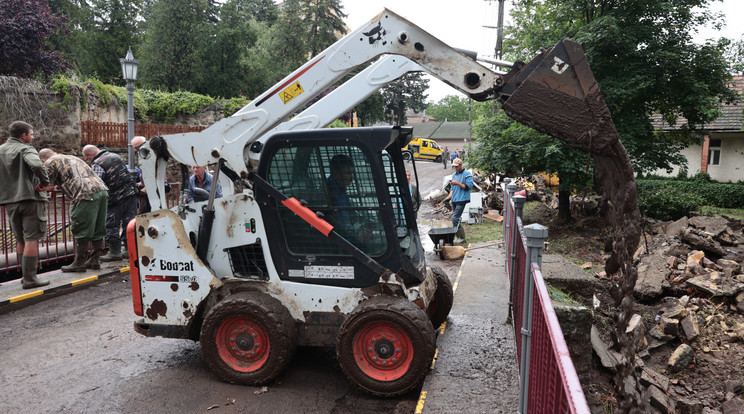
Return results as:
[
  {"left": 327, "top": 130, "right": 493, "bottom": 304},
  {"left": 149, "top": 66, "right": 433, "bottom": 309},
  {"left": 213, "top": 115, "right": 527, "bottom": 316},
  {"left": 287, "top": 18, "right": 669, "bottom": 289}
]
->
[{"left": 255, "top": 126, "right": 425, "bottom": 288}]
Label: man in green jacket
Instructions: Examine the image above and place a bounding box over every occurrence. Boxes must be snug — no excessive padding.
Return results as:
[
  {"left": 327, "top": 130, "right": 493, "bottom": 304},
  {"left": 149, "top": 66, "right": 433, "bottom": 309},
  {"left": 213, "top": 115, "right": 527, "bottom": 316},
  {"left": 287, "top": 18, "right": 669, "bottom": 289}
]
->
[{"left": 0, "top": 121, "right": 51, "bottom": 289}]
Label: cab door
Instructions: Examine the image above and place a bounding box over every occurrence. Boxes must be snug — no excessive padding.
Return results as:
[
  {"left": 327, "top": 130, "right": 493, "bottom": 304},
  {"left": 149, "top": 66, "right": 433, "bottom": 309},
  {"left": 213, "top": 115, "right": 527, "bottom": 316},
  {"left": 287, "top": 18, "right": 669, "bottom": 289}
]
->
[{"left": 255, "top": 128, "right": 423, "bottom": 288}]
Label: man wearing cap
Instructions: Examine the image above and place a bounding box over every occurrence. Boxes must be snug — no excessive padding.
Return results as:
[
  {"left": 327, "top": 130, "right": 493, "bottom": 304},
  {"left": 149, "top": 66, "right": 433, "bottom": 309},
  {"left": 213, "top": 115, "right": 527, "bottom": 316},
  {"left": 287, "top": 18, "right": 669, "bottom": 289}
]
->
[{"left": 449, "top": 157, "right": 473, "bottom": 243}]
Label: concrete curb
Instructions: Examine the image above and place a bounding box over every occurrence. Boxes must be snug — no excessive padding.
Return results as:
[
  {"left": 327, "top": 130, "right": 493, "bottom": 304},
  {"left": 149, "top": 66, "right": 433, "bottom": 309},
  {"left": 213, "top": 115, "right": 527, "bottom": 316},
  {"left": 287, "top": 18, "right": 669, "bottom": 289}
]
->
[{"left": 0, "top": 265, "right": 130, "bottom": 312}]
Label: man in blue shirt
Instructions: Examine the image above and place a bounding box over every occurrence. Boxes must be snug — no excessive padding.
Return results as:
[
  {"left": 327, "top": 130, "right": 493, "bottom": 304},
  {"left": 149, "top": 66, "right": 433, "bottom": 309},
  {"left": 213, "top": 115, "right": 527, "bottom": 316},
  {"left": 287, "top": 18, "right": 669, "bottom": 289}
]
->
[
  {"left": 449, "top": 157, "right": 473, "bottom": 243},
  {"left": 187, "top": 166, "right": 222, "bottom": 203}
]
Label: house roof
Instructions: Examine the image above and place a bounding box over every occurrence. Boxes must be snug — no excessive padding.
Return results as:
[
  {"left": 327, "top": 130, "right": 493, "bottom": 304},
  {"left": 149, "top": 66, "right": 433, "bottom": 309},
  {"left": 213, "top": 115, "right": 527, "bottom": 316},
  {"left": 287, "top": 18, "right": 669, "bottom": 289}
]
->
[
  {"left": 406, "top": 121, "right": 472, "bottom": 140},
  {"left": 654, "top": 76, "right": 743, "bottom": 132}
]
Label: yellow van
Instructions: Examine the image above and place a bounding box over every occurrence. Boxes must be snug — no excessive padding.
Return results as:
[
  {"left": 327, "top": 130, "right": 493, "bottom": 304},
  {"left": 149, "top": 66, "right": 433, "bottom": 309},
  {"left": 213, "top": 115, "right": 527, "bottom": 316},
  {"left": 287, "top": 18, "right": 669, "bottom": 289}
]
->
[{"left": 403, "top": 137, "right": 444, "bottom": 162}]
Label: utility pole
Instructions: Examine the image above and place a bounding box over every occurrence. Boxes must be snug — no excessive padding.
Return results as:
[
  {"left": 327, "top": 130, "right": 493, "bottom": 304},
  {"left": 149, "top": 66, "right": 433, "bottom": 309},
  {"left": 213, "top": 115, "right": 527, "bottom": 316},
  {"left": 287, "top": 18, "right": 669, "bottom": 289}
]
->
[{"left": 496, "top": 0, "right": 505, "bottom": 59}]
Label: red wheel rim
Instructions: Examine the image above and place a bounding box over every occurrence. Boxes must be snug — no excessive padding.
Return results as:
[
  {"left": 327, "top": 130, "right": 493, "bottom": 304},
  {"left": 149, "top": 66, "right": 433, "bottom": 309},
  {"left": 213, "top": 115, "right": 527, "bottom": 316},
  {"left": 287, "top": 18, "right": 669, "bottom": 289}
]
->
[
  {"left": 215, "top": 316, "right": 270, "bottom": 372},
  {"left": 352, "top": 321, "right": 414, "bottom": 381}
]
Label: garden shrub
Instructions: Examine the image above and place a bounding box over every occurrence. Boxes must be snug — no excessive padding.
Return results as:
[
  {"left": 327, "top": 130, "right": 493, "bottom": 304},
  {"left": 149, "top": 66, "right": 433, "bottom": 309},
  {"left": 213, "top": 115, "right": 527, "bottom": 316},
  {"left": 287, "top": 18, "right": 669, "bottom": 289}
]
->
[
  {"left": 636, "top": 179, "right": 744, "bottom": 220},
  {"left": 637, "top": 188, "right": 705, "bottom": 221}
]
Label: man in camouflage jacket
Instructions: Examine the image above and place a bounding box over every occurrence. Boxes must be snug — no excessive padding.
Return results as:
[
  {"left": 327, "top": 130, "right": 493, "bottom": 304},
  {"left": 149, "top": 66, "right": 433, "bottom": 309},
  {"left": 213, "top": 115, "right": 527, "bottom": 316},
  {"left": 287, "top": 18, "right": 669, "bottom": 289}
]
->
[{"left": 39, "top": 149, "right": 109, "bottom": 271}]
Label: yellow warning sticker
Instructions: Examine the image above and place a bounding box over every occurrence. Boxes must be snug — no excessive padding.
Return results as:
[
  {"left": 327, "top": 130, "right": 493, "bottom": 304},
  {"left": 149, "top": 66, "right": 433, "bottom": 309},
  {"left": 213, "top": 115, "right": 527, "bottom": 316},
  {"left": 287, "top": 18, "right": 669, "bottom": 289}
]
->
[{"left": 280, "top": 81, "right": 304, "bottom": 104}]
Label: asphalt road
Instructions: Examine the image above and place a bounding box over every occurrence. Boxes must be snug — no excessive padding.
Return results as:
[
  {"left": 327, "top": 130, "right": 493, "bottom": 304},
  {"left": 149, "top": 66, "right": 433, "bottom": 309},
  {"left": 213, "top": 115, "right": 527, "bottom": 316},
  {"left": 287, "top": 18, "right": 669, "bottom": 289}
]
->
[{"left": 0, "top": 159, "right": 457, "bottom": 414}]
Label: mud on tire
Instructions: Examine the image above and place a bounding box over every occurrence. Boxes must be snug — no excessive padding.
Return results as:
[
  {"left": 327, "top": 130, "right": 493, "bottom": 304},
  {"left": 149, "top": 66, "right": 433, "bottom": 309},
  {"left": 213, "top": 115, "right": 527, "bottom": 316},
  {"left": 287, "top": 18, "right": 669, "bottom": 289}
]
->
[
  {"left": 200, "top": 291, "right": 297, "bottom": 385},
  {"left": 336, "top": 295, "right": 435, "bottom": 397},
  {"left": 427, "top": 264, "right": 454, "bottom": 329}
]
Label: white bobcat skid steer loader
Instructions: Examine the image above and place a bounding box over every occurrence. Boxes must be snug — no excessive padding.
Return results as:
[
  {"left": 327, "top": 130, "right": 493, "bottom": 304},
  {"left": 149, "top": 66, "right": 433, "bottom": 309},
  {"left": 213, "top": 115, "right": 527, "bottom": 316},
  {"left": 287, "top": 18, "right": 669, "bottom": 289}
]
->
[{"left": 128, "top": 8, "right": 619, "bottom": 396}]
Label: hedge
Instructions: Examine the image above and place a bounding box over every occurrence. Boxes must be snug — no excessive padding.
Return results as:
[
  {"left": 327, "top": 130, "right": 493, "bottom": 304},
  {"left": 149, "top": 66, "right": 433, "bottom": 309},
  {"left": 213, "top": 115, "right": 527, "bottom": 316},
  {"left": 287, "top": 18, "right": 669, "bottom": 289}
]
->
[{"left": 636, "top": 179, "right": 744, "bottom": 221}]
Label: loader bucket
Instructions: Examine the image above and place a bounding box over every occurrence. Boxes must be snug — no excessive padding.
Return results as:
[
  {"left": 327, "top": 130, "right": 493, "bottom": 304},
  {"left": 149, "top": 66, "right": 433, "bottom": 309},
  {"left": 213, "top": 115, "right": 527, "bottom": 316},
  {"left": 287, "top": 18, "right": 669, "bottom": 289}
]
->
[{"left": 498, "top": 39, "right": 618, "bottom": 156}]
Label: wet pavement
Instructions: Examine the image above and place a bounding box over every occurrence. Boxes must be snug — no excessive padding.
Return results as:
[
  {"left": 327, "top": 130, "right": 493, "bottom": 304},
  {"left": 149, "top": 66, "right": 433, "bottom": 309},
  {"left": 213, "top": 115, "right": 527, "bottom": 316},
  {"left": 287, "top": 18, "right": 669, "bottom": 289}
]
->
[
  {"left": 417, "top": 242, "right": 519, "bottom": 413},
  {"left": 1, "top": 244, "right": 519, "bottom": 413}
]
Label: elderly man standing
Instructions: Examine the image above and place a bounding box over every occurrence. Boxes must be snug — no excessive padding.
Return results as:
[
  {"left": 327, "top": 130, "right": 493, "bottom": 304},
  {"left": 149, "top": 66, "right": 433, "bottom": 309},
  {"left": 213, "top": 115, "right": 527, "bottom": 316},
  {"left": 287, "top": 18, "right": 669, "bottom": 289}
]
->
[
  {"left": 82, "top": 145, "right": 137, "bottom": 261},
  {"left": 0, "top": 121, "right": 51, "bottom": 289},
  {"left": 38, "top": 149, "right": 109, "bottom": 271}
]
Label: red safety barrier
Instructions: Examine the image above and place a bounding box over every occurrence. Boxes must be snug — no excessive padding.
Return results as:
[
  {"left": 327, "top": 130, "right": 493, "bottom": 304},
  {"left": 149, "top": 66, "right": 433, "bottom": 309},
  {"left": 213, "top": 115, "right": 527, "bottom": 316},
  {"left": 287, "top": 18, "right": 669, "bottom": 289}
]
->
[
  {"left": 1, "top": 191, "right": 74, "bottom": 276},
  {"left": 2, "top": 183, "right": 183, "bottom": 277},
  {"left": 503, "top": 180, "right": 590, "bottom": 413}
]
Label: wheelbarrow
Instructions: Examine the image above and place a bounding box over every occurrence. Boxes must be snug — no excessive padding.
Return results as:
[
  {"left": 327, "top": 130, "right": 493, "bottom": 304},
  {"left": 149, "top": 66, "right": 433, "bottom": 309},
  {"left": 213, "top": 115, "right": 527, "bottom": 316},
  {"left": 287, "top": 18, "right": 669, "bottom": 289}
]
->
[{"left": 428, "top": 227, "right": 457, "bottom": 260}]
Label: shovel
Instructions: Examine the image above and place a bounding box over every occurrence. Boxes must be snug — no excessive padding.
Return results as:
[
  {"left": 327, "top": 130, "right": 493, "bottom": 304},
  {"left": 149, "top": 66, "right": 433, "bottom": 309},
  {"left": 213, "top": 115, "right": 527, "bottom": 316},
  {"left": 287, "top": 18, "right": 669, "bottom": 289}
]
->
[{"left": 441, "top": 241, "right": 505, "bottom": 260}]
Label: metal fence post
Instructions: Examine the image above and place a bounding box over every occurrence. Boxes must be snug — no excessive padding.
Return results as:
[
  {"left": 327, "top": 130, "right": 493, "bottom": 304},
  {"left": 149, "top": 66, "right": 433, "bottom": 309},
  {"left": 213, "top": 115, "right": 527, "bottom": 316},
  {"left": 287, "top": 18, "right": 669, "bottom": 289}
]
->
[
  {"left": 507, "top": 194, "right": 526, "bottom": 324},
  {"left": 504, "top": 181, "right": 517, "bottom": 274},
  {"left": 517, "top": 223, "right": 548, "bottom": 414}
]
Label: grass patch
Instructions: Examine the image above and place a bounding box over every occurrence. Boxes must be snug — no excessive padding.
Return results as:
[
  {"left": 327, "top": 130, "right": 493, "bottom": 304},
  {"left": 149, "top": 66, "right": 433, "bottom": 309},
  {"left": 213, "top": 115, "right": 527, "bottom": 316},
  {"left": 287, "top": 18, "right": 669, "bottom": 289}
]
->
[
  {"left": 463, "top": 216, "right": 504, "bottom": 244},
  {"left": 700, "top": 206, "right": 744, "bottom": 221},
  {"left": 522, "top": 201, "right": 540, "bottom": 217},
  {"left": 547, "top": 284, "right": 583, "bottom": 306}
]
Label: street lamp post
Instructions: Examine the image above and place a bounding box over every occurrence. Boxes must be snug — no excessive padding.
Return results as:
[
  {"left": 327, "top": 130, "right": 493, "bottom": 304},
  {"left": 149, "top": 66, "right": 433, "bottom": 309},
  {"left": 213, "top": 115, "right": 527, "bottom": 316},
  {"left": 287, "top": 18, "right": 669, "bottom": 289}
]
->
[{"left": 120, "top": 47, "right": 139, "bottom": 181}]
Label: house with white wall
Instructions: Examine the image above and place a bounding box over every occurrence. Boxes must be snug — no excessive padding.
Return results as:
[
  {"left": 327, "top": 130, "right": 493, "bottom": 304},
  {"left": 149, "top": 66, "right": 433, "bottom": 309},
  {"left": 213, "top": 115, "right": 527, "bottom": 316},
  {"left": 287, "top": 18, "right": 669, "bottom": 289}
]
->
[{"left": 654, "top": 76, "right": 743, "bottom": 182}]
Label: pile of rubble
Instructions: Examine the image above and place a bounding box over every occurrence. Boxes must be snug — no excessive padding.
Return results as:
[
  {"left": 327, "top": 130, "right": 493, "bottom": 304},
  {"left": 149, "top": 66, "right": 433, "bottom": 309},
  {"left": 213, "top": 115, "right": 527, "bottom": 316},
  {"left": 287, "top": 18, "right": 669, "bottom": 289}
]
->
[
  {"left": 591, "top": 214, "right": 744, "bottom": 413},
  {"left": 634, "top": 215, "right": 743, "bottom": 301}
]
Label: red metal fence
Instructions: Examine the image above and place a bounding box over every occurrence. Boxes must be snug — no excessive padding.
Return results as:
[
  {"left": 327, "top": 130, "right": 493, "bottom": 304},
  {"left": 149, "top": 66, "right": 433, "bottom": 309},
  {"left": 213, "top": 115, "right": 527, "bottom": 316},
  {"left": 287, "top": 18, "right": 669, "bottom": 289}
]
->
[
  {"left": 1, "top": 184, "right": 182, "bottom": 277},
  {"left": 503, "top": 180, "right": 590, "bottom": 413},
  {"left": 81, "top": 121, "right": 207, "bottom": 148}
]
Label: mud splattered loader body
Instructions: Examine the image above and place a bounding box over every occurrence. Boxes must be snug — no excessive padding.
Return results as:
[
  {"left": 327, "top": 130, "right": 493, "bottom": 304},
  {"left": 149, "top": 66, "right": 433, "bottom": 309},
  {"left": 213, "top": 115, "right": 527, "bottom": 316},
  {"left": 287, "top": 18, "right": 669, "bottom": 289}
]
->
[{"left": 127, "top": 9, "right": 625, "bottom": 396}]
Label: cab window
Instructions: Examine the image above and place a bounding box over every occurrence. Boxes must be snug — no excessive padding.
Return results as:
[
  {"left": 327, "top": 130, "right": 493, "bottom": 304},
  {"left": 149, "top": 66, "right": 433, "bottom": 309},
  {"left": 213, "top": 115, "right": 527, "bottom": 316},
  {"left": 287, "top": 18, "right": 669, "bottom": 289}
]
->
[
  {"left": 422, "top": 141, "right": 429, "bottom": 148},
  {"left": 266, "top": 145, "right": 387, "bottom": 257}
]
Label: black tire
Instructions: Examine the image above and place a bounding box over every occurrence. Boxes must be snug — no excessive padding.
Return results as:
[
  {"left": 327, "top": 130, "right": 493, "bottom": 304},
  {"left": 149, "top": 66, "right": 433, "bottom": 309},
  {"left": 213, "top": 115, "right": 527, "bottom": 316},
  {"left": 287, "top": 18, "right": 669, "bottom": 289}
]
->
[
  {"left": 336, "top": 296, "right": 435, "bottom": 397},
  {"left": 434, "top": 155, "right": 442, "bottom": 163},
  {"left": 200, "top": 291, "right": 297, "bottom": 385},
  {"left": 403, "top": 152, "right": 411, "bottom": 160},
  {"left": 427, "top": 264, "right": 454, "bottom": 329}
]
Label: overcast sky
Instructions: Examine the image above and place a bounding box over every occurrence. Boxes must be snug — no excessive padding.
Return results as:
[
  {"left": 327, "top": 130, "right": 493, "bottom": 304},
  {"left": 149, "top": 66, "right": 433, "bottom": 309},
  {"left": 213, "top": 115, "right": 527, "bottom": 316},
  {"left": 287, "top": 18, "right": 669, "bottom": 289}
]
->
[{"left": 339, "top": 0, "right": 744, "bottom": 103}]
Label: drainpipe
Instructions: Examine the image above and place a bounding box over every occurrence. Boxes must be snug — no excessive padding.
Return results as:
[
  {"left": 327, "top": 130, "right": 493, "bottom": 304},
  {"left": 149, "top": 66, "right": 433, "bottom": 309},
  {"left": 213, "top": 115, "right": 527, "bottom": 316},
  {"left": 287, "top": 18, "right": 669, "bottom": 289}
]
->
[{"left": 701, "top": 135, "right": 710, "bottom": 173}]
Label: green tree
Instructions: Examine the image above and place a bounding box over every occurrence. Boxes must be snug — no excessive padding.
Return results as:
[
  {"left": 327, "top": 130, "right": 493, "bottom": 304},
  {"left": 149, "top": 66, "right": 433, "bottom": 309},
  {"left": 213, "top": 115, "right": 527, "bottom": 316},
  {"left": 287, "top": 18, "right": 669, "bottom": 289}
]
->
[
  {"left": 47, "top": 0, "right": 93, "bottom": 70},
  {"left": 728, "top": 35, "right": 744, "bottom": 75},
  {"left": 504, "top": 0, "right": 738, "bottom": 175},
  {"left": 469, "top": 108, "right": 592, "bottom": 222},
  {"left": 201, "top": 0, "right": 266, "bottom": 98},
  {"left": 382, "top": 72, "right": 429, "bottom": 125},
  {"left": 354, "top": 92, "right": 386, "bottom": 126},
  {"left": 82, "top": 0, "right": 143, "bottom": 84},
  {"left": 138, "top": 0, "right": 210, "bottom": 92},
  {"left": 245, "top": 0, "right": 279, "bottom": 24},
  {"left": 245, "top": 0, "right": 348, "bottom": 99},
  {"left": 297, "top": 0, "right": 347, "bottom": 58},
  {"left": 250, "top": 0, "right": 310, "bottom": 85},
  {"left": 426, "top": 95, "right": 470, "bottom": 122}
]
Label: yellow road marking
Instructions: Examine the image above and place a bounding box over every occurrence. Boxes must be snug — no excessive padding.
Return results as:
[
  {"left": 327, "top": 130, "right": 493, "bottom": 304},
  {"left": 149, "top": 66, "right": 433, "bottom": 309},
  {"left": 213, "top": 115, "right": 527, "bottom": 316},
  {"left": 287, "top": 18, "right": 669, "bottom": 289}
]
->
[
  {"left": 120, "top": 266, "right": 130, "bottom": 273},
  {"left": 430, "top": 348, "right": 439, "bottom": 369},
  {"left": 415, "top": 390, "right": 427, "bottom": 413},
  {"left": 10, "top": 290, "right": 43, "bottom": 303},
  {"left": 439, "top": 321, "right": 447, "bottom": 335},
  {"left": 71, "top": 275, "right": 98, "bottom": 286}
]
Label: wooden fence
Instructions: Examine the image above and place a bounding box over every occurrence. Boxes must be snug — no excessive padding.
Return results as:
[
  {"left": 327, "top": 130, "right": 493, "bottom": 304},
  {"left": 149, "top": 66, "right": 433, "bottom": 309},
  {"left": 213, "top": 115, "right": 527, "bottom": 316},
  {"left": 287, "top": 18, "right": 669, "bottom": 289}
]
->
[{"left": 81, "top": 121, "right": 207, "bottom": 148}]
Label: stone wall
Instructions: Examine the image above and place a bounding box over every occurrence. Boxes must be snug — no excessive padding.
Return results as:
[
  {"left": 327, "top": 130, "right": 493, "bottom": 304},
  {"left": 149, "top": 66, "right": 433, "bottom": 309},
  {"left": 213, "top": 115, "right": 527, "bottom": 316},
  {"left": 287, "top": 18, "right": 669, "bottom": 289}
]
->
[
  {"left": 0, "top": 76, "right": 83, "bottom": 154},
  {"left": 1, "top": 76, "right": 223, "bottom": 156}
]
